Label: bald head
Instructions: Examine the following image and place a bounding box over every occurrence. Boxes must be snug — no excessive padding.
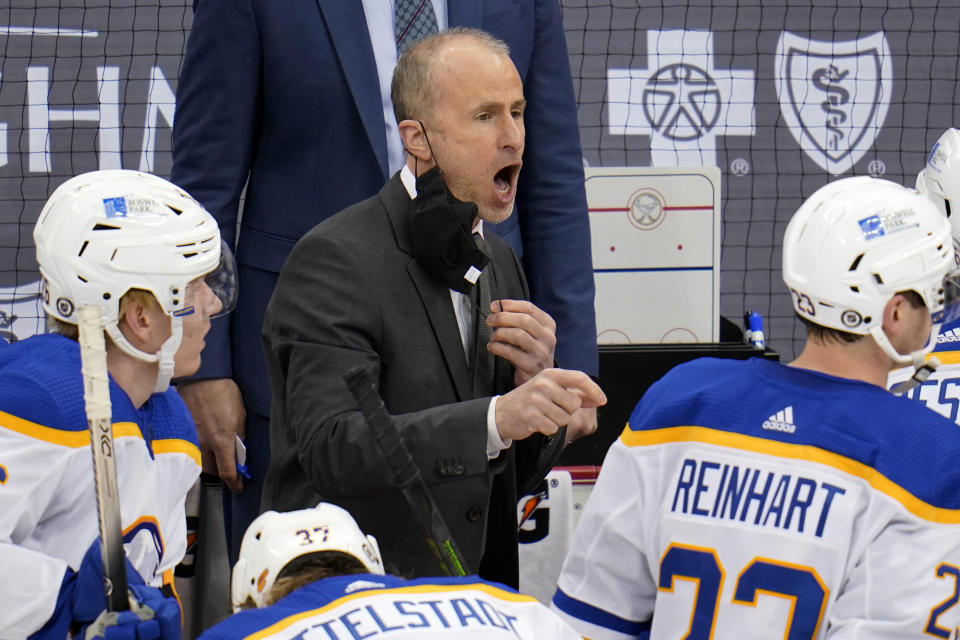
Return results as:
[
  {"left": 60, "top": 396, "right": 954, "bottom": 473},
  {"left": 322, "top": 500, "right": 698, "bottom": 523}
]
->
[{"left": 391, "top": 27, "right": 511, "bottom": 124}]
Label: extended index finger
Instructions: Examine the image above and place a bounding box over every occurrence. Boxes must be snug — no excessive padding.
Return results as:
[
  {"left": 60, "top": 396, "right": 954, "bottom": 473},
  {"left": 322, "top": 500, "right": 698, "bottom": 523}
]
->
[{"left": 541, "top": 368, "right": 607, "bottom": 407}]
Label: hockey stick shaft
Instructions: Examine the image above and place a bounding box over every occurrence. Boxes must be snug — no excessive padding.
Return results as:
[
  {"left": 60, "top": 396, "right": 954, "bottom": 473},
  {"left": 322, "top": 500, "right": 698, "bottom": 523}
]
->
[
  {"left": 343, "top": 366, "right": 470, "bottom": 577},
  {"left": 77, "top": 306, "right": 129, "bottom": 612}
]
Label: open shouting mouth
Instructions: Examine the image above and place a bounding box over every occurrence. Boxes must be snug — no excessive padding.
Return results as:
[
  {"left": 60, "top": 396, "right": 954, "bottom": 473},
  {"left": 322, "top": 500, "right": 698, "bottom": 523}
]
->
[{"left": 493, "top": 162, "right": 521, "bottom": 202}]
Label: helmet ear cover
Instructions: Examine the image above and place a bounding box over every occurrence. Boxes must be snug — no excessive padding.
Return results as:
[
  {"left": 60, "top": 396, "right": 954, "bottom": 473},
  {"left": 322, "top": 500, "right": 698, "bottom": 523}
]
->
[{"left": 230, "top": 503, "right": 385, "bottom": 611}]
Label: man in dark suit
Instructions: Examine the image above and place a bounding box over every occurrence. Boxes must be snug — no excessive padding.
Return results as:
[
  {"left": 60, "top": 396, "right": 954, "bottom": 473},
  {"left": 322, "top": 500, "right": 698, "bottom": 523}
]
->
[
  {"left": 170, "top": 0, "right": 599, "bottom": 561},
  {"left": 261, "top": 29, "right": 605, "bottom": 586}
]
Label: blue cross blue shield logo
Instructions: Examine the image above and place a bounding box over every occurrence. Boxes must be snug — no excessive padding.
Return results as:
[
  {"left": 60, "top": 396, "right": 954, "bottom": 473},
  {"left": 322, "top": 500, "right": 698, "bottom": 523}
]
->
[{"left": 775, "top": 32, "right": 892, "bottom": 175}]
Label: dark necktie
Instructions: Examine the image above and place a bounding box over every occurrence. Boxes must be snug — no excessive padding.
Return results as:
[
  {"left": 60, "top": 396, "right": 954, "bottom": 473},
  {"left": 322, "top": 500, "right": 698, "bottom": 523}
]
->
[
  {"left": 472, "top": 261, "right": 494, "bottom": 397},
  {"left": 394, "top": 0, "right": 439, "bottom": 54}
]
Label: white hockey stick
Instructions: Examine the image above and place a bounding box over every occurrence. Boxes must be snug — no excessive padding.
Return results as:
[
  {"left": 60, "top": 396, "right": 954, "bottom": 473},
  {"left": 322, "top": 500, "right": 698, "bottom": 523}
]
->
[{"left": 77, "top": 305, "right": 128, "bottom": 612}]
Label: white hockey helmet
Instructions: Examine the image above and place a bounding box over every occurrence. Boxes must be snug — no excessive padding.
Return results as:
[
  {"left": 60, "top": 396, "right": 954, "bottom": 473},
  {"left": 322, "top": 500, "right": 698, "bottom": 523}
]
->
[
  {"left": 916, "top": 127, "right": 960, "bottom": 239},
  {"left": 231, "top": 503, "right": 385, "bottom": 611},
  {"left": 33, "top": 170, "right": 237, "bottom": 392},
  {"left": 783, "top": 176, "right": 960, "bottom": 366}
]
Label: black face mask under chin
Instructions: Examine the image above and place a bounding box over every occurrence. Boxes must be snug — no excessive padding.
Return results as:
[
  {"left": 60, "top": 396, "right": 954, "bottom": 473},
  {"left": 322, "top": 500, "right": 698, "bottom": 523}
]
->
[{"left": 409, "top": 166, "right": 491, "bottom": 295}]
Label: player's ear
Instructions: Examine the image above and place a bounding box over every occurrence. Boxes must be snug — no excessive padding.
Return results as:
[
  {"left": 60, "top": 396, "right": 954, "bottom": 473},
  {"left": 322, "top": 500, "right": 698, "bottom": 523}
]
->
[
  {"left": 398, "top": 119, "right": 432, "bottom": 163},
  {"left": 116, "top": 298, "right": 157, "bottom": 347},
  {"left": 883, "top": 293, "right": 906, "bottom": 325},
  {"left": 880, "top": 293, "right": 916, "bottom": 342}
]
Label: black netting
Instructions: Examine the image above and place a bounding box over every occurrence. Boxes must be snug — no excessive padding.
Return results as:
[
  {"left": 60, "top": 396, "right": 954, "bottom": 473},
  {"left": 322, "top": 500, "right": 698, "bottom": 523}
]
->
[{"left": 3, "top": 1, "right": 960, "bottom": 360}]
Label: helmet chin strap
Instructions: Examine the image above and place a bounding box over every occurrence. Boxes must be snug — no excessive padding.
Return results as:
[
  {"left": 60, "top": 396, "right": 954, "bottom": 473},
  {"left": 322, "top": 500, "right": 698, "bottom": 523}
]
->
[
  {"left": 152, "top": 320, "right": 183, "bottom": 393},
  {"left": 869, "top": 324, "right": 941, "bottom": 393},
  {"left": 104, "top": 316, "right": 183, "bottom": 394}
]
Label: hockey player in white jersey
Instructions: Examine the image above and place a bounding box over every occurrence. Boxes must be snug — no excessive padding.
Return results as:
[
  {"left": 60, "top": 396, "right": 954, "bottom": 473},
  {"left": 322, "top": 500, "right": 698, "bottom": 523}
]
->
[
  {"left": 200, "top": 503, "right": 584, "bottom": 639},
  {"left": 891, "top": 127, "right": 960, "bottom": 413},
  {"left": 552, "top": 177, "right": 960, "bottom": 639},
  {"left": 0, "top": 170, "right": 237, "bottom": 638}
]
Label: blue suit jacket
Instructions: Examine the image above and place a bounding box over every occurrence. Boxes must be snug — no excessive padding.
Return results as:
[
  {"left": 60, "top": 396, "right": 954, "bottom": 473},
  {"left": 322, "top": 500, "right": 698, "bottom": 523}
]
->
[{"left": 171, "top": 0, "right": 598, "bottom": 417}]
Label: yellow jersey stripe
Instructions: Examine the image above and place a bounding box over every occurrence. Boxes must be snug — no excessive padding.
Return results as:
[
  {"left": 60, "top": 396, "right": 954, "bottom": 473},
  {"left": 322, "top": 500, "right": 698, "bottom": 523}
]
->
[
  {"left": 244, "top": 582, "right": 539, "bottom": 640},
  {"left": 163, "top": 568, "right": 184, "bottom": 626},
  {"left": 931, "top": 350, "right": 960, "bottom": 365},
  {"left": 620, "top": 426, "right": 960, "bottom": 524},
  {"left": 153, "top": 439, "right": 201, "bottom": 466},
  {"left": 0, "top": 410, "right": 142, "bottom": 447}
]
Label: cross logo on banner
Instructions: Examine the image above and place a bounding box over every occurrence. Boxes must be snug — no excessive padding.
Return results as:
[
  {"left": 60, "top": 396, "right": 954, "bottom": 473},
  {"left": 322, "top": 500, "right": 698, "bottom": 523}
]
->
[{"left": 607, "top": 30, "right": 755, "bottom": 167}]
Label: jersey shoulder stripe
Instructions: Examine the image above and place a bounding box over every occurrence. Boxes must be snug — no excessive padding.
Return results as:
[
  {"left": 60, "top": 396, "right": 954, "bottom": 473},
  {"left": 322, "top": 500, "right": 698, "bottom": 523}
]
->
[
  {"left": 246, "top": 580, "right": 541, "bottom": 640},
  {"left": 152, "top": 438, "right": 201, "bottom": 465},
  {"left": 0, "top": 410, "right": 141, "bottom": 447},
  {"left": 619, "top": 425, "right": 960, "bottom": 523},
  {"left": 931, "top": 350, "right": 960, "bottom": 364},
  {"left": 0, "top": 334, "right": 197, "bottom": 451},
  {"left": 206, "top": 574, "right": 544, "bottom": 640},
  {"left": 0, "top": 333, "right": 141, "bottom": 431},
  {"left": 626, "top": 357, "right": 960, "bottom": 510}
]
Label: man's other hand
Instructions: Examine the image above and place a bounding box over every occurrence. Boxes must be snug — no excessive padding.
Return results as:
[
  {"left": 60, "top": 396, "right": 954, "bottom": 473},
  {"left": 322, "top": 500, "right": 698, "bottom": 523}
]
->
[
  {"left": 486, "top": 299, "right": 556, "bottom": 386},
  {"left": 177, "top": 378, "right": 246, "bottom": 492},
  {"left": 495, "top": 368, "right": 606, "bottom": 442}
]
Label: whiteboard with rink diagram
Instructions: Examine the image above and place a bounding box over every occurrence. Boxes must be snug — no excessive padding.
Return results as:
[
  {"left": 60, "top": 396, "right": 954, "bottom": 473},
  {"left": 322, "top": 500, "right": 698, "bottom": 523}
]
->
[{"left": 587, "top": 166, "right": 721, "bottom": 344}]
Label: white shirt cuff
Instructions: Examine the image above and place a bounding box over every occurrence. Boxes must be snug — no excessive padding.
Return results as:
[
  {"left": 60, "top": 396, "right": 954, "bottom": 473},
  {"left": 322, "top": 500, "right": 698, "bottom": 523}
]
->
[{"left": 486, "top": 396, "right": 511, "bottom": 459}]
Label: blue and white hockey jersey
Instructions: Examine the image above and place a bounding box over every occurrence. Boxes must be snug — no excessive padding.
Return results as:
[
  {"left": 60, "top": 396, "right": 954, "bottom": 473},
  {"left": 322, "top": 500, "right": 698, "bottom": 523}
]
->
[
  {"left": 200, "top": 574, "right": 584, "bottom": 639},
  {"left": 553, "top": 357, "right": 960, "bottom": 640},
  {"left": 890, "top": 317, "right": 960, "bottom": 420},
  {"left": 0, "top": 333, "right": 201, "bottom": 638}
]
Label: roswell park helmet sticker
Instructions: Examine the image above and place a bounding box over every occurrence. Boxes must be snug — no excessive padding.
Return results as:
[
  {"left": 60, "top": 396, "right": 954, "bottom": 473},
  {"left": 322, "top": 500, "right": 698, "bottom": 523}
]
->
[{"left": 775, "top": 31, "right": 892, "bottom": 176}]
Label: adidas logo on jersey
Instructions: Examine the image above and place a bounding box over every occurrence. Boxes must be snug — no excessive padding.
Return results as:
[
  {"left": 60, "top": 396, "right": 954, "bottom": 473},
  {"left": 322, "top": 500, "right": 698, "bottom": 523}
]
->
[
  {"left": 762, "top": 406, "right": 796, "bottom": 434},
  {"left": 937, "top": 327, "right": 960, "bottom": 343}
]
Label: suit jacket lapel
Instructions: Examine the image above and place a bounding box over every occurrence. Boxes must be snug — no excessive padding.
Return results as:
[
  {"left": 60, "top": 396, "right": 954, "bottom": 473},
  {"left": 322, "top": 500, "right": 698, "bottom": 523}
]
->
[
  {"left": 315, "top": 0, "right": 390, "bottom": 180},
  {"left": 381, "top": 176, "right": 473, "bottom": 400}
]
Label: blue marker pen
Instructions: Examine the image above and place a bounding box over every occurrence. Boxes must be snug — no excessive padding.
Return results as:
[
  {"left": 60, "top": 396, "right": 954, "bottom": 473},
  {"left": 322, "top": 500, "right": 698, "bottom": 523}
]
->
[
  {"left": 744, "top": 311, "right": 765, "bottom": 349},
  {"left": 234, "top": 434, "right": 252, "bottom": 480}
]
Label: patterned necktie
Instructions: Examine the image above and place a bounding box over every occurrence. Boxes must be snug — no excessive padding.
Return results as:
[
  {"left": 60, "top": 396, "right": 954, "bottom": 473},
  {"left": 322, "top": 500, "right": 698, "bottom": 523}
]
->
[{"left": 394, "top": 0, "right": 439, "bottom": 54}]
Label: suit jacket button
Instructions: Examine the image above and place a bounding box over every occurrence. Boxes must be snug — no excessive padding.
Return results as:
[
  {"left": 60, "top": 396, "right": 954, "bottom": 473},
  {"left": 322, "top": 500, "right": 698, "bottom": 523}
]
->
[
  {"left": 466, "top": 507, "right": 483, "bottom": 522},
  {"left": 435, "top": 458, "right": 466, "bottom": 478}
]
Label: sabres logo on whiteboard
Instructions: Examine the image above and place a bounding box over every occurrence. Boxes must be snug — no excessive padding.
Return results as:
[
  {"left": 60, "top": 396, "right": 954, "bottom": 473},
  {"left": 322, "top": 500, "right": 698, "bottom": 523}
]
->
[
  {"left": 775, "top": 32, "right": 892, "bottom": 175},
  {"left": 627, "top": 188, "right": 666, "bottom": 231}
]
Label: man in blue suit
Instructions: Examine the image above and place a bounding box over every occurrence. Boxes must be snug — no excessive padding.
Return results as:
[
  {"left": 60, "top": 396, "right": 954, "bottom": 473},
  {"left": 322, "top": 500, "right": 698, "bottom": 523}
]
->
[{"left": 170, "top": 0, "right": 598, "bottom": 561}]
